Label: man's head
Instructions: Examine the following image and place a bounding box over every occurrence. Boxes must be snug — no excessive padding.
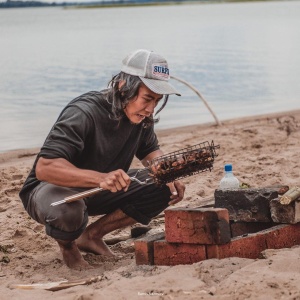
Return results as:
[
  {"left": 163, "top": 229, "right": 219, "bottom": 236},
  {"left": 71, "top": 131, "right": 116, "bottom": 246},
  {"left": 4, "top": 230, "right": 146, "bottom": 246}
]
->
[
  {"left": 108, "top": 49, "right": 180, "bottom": 127},
  {"left": 122, "top": 82, "right": 163, "bottom": 125},
  {"left": 121, "top": 49, "right": 180, "bottom": 96}
]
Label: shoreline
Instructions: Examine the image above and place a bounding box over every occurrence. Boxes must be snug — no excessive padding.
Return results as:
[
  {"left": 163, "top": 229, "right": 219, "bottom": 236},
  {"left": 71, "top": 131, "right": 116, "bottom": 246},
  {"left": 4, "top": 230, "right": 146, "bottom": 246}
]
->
[{"left": 1, "top": 108, "right": 299, "bottom": 163}]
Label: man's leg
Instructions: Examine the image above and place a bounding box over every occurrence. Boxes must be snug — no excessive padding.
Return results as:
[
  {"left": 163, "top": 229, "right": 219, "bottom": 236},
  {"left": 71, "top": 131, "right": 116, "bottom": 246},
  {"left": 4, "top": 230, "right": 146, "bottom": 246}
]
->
[
  {"left": 25, "top": 182, "right": 90, "bottom": 269},
  {"left": 76, "top": 208, "right": 136, "bottom": 255},
  {"left": 56, "top": 239, "right": 91, "bottom": 270},
  {"left": 79, "top": 169, "right": 172, "bottom": 256},
  {"left": 26, "top": 170, "right": 171, "bottom": 264}
]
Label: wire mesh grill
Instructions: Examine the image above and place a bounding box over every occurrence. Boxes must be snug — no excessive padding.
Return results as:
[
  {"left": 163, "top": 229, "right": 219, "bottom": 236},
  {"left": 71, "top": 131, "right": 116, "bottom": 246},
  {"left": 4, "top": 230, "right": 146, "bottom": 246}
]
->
[{"left": 148, "top": 140, "right": 219, "bottom": 185}]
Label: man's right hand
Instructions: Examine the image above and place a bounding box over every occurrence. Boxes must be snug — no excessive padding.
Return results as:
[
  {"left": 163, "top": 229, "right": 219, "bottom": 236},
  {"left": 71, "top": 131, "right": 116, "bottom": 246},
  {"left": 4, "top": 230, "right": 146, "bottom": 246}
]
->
[{"left": 99, "top": 169, "right": 131, "bottom": 193}]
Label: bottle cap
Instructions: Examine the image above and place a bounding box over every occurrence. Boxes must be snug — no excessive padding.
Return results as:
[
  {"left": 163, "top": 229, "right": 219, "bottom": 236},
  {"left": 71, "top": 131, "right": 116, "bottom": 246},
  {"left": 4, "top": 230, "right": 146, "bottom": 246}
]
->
[{"left": 224, "top": 164, "right": 232, "bottom": 172}]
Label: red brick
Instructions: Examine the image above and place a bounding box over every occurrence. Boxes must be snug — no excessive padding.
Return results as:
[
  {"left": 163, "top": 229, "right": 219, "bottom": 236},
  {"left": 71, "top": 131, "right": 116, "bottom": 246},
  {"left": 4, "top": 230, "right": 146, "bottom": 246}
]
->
[
  {"left": 153, "top": 240, "right": 206, "bottom": 266},
  {"left": 165, "top": 207, "right": 230, "bottom": 244},
  {"left": 207, "top": 223, "right": 300, "bottom": 260},
  {"left": 207, "top": 234, "right": 267, "bottom": 259},
  {"left": 134, "top": 232, "right": 165, "bottom": 265},
  {"left": 262, "top": 223, "right": 300, "bottom": 249}
]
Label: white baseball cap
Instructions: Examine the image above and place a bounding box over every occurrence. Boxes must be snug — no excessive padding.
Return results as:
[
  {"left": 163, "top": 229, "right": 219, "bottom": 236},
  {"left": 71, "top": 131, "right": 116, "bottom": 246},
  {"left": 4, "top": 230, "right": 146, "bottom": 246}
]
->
[{"left": 121, "top": 49, "right": 181, "bottom": 96}]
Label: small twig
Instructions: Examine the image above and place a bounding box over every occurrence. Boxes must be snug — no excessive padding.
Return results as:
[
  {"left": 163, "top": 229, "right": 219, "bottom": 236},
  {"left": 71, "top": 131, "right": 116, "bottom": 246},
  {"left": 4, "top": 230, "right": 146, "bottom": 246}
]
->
[{"left": 10, "top": 275, "right": 104, "bottom": 291}]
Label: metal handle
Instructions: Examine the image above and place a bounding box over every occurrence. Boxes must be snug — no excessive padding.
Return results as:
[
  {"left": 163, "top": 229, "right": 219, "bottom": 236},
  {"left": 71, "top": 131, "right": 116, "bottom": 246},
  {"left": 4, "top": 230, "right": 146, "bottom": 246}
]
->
[
  {"left": 50, "top": 187, "right": 104, "bottom": 206},
  {"left": 65, "top": 187, "right": 104, "bottom": 203}
]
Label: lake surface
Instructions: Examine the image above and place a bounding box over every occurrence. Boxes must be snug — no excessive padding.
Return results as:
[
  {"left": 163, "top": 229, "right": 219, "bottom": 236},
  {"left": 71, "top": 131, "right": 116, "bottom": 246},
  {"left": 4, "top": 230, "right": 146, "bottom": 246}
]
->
[{"left": 0, "top": 1, "right": 300, "bottom": 152}]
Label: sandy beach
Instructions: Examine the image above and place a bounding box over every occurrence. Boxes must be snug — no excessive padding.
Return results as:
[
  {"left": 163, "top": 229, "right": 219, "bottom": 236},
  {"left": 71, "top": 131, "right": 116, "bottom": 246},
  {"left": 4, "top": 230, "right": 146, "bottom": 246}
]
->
[{"left": 1, "top": 109, "right": 300, "bottom": 300}]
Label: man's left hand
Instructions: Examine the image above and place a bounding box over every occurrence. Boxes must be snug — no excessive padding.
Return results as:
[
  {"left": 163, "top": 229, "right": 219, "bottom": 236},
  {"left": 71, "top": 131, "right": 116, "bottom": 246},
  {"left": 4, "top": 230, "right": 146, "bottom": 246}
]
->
[{"left": 167, "top": 181, "right": 185, "bottom": 206}]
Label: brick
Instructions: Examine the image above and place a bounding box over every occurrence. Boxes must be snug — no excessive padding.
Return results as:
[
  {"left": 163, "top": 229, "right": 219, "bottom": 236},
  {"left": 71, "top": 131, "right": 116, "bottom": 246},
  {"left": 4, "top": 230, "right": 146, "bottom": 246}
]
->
[
  {"left": 165, "top": 207, "right": 230, "bottom": 244},
  {"left": 270, "top": 198, "right": 300, "bottom": 224},
  {"left": 263, "top": 223, "right": 300, "bottom": 249},
  {"left": 215, "top": 188, "right": 279, "bottom": 222},
  {"left": 134, "top": 232, "right": 165, "bottom": 265},
  {"left": 153, "top": 240, "right": 206, "bottom": 266},
  {"left": 207, "top": 223, "right": 300, "bottom": 260},
  {"left": 230, "top": 221, "right": 275, "bottom": 238},
  {"left": 207, "top": 234, "right": 267, "bottom": 259}
]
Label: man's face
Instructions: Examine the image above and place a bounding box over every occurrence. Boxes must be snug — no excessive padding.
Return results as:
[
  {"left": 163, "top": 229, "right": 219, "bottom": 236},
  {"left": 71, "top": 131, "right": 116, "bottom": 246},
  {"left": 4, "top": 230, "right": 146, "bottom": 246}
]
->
[{"left": 124, "top": 83, "right": 163, "bottom": 124}]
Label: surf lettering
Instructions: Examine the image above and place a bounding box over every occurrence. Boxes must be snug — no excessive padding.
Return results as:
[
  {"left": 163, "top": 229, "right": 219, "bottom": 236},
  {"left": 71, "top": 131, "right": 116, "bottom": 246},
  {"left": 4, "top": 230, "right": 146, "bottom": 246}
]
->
[{"left": 153, "top": 66, "right": 169, "bottom": 75}]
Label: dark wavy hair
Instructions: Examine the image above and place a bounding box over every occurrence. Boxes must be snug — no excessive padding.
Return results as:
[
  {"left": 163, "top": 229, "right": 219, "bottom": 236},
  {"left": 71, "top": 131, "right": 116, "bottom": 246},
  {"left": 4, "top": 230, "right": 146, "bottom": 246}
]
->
[{"left": 107, "top": 72, "right": 169, "bottom": 128}]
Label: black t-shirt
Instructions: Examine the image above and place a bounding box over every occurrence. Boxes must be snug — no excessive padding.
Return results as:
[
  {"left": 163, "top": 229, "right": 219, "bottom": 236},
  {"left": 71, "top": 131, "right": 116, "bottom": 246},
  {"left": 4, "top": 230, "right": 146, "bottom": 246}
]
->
[{"left": 19, "top": 90, "right": 159, "bottom": 208}]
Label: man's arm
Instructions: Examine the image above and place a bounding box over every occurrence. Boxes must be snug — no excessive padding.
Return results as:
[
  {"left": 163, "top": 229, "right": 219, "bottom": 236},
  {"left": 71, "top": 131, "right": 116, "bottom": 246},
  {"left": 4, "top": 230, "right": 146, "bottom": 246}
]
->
[
  {"left": 36, "top": 157, "right": 131, "bottom": 192},
  {"left": 140, "top": 149, "right": 164, "bottom": 167}
]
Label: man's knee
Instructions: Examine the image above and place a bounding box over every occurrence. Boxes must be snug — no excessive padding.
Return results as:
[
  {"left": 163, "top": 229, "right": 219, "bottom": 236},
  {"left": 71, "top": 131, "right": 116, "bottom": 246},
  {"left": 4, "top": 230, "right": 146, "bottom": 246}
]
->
[
  {"left": 45, "top": 201, "right": 87, "bottom": 240},
  {"left": 48, "top": 201, "right": 87, "bottom": 232}
]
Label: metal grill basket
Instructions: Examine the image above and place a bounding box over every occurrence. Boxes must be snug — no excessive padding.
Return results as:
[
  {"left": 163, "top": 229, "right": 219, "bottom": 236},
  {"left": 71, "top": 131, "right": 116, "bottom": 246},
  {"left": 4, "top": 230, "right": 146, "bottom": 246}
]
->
[{"left": 148, "top": 140, "right": 219, "bottom": 185}]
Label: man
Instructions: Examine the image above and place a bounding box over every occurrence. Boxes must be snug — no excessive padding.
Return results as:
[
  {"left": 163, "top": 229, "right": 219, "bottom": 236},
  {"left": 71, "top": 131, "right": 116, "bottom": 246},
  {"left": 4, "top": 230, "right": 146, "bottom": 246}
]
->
[{"left": 19, "top": 49, "right": 185, "bottom": 270}]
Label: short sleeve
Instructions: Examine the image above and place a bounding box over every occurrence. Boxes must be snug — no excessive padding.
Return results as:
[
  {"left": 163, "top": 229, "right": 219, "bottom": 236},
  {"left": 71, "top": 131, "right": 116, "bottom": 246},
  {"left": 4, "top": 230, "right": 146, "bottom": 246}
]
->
[
  {"left": 135, "top": 125, "right": 160, "bottom": 160},
  {"left": 39, "top": 105, "right": 93, "bottom": 162}
]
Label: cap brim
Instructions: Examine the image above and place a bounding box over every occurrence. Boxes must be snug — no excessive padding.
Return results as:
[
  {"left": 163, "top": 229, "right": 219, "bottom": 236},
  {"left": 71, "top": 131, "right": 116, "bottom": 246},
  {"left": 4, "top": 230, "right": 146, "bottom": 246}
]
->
[{"left": 139, "top": 77, "right": 181, "bottom": 96}]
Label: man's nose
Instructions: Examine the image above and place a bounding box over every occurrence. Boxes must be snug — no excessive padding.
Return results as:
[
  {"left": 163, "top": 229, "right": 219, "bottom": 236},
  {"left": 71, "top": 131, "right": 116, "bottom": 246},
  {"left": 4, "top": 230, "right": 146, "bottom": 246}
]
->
[{"left": 145, "top": 101, "right": 155, "bottom": 114}]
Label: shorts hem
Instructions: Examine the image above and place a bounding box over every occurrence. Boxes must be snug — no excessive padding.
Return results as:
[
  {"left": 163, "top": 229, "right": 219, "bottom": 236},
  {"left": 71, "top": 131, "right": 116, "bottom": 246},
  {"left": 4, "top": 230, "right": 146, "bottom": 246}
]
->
[{"left": 121, "top": 204, "right": 152, "bottom": 225}]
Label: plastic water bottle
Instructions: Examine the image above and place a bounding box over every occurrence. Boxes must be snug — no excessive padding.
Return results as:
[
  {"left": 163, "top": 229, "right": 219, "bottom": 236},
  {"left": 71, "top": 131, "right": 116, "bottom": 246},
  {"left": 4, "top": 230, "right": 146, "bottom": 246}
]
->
[{"left": 219, "top": 164, "right": 240, "bottom": 189}]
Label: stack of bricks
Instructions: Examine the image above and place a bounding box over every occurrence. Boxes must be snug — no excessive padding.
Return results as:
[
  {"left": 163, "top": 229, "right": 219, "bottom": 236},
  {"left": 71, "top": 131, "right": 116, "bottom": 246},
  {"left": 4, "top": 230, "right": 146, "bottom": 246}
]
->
[{"left": 134, "top": 186, "right": 300, "bottom": 266}]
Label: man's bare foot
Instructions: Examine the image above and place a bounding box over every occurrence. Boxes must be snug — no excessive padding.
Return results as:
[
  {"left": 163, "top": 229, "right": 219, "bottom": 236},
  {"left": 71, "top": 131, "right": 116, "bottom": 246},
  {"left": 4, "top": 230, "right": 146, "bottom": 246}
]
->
[
  {"left": 76, "top": 232, "right": 114, "bottom": 257},
  {"left": 56, "top": 239, "right": 92, "bottom": 270}
]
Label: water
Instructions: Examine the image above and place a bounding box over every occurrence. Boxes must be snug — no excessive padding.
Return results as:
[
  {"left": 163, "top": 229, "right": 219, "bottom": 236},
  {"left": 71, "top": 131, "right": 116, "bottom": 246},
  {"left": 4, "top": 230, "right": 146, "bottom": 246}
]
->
[{"left": 1, "top": 1, "right": 300, "bottom": 152}]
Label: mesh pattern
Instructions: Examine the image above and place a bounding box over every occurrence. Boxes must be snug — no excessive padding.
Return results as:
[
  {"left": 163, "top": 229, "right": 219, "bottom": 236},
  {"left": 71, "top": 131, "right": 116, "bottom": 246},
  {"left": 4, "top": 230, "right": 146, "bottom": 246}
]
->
[
  {"left": 148, "top": 141, "right": 220, "bottom": 185},
  {"left": 122, "top": 49, "right": 150, "bottom": 77}
]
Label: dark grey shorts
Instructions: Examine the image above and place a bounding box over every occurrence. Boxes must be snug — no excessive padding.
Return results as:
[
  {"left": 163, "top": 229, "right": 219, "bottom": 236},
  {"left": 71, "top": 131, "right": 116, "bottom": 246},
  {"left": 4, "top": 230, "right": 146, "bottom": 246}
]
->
[{"left": 26, "top": 169, "right": 171, "bottom": 240}]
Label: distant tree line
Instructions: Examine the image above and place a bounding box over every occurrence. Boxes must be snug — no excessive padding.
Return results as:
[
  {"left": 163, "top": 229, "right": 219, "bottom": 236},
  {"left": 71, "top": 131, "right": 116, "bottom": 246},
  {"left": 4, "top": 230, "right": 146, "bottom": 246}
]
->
[
  {"left": 0, "top": 0, "right": 60, "bottom": 8},
  {"left": 0, "top": 0, "right": 202, "bottom": 9}
]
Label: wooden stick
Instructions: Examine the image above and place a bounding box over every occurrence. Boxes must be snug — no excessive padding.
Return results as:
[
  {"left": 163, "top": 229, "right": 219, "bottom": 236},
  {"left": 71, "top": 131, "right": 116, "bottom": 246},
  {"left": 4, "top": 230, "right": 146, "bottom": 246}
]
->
[{"left": 10, "top": 276, "right": 103, "bottom": 291}]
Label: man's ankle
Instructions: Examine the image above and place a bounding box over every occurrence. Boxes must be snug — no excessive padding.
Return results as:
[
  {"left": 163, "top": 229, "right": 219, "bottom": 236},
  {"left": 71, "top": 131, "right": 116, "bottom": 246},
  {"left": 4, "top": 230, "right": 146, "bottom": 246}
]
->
[{"left": 56, "top": 239, "right": 75, "bottom": 249}]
